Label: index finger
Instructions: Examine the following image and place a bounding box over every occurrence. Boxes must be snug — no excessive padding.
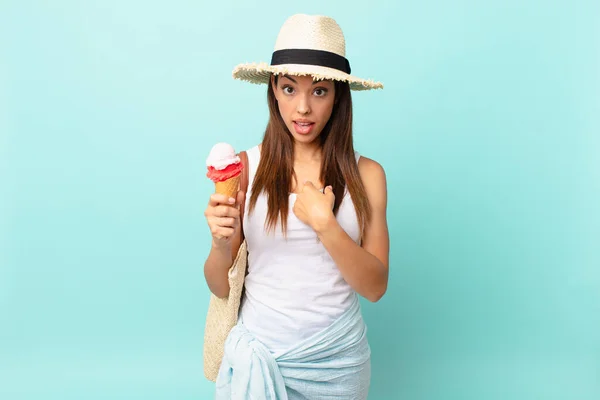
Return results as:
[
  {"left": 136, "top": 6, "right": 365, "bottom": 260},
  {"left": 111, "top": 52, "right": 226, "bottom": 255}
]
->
[{"left": 209, "top": 193, "right": 236, "bottom": 207}]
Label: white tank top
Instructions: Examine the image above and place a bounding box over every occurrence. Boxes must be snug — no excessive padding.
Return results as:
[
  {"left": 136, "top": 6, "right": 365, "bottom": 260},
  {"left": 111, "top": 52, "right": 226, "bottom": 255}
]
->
[{"left": 239, "top": 145, "right": 362, "bottom": 356}]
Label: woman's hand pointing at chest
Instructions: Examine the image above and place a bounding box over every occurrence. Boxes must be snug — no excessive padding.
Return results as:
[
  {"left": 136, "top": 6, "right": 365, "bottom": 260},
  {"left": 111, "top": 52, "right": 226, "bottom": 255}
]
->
[{"left": 292, "top": 181, "right": 336, "bottom": 234}]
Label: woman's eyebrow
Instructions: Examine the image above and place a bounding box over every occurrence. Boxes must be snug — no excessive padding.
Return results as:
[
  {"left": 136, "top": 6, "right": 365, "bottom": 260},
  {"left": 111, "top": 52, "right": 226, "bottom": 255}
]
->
[
  {"left": 281, "top": 75, "right": 329, "bottom": 86},
  {"left": 281, "top": 75, "right": 298, "bottom": 84}
]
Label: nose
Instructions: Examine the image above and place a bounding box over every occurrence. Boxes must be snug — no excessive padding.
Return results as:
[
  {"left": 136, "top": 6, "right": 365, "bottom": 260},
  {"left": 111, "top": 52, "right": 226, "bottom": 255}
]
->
[{"left": 297, "top": 93, "right": 311, "bottom": 115}]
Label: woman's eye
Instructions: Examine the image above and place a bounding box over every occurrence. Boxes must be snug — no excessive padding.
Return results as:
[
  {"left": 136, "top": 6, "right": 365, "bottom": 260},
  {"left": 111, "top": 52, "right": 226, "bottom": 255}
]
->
[
  {"left": 283, "top": 86, "right": 294, "bottom": 94},
  {"left": 314, "top": 88, "right": 328, "bottom": 96}
]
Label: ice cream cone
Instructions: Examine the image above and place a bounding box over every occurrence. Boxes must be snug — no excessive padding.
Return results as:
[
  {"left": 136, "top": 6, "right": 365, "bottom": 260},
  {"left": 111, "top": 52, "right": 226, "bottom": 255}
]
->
[
  {"left": 206, "top": 143, "right": 244, "bottom": 203},
  {"left": 214, "top": 175, "right": 240, "bottom": 201}
]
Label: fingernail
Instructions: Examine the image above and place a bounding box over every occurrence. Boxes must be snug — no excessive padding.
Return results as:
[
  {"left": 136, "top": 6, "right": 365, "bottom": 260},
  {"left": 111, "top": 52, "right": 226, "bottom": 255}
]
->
[{"left": 229, "top": 198, "right": 235, "bottom": 203}]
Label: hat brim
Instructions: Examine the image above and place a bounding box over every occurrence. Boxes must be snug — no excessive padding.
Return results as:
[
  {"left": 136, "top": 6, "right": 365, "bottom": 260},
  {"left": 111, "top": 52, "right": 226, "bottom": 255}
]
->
[{"left": 232, "top": 62, "right": 383, "bottom": 91}]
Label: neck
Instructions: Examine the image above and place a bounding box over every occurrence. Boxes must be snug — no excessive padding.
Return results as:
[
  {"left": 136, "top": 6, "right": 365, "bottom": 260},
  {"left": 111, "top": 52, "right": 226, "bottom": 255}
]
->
[{"left": 293, "top": 141, "right": 322, "bottom": 163}]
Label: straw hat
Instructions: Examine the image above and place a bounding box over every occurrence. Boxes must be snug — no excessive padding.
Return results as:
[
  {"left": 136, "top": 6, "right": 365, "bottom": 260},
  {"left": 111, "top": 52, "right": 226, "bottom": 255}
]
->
[{"left": 232, "top": 14, "right": 383, "bottom": 91}]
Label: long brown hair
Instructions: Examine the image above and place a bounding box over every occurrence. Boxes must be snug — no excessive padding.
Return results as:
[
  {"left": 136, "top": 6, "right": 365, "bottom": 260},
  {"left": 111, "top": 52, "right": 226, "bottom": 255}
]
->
[{"left": 248, "top": 75, "right": 371, "bottom": 237}]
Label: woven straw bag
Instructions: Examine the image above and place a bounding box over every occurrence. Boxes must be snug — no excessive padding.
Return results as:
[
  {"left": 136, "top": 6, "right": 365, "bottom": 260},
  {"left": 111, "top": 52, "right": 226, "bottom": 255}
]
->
[{"left": 203, "top": 151, "right": 249, "bottom": 382}]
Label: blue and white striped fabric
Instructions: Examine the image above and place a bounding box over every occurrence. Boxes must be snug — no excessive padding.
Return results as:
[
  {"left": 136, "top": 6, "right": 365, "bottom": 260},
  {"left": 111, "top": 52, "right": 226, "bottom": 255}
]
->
[{"left": 215, "top": 294, "right": 371, "bottom": 399}]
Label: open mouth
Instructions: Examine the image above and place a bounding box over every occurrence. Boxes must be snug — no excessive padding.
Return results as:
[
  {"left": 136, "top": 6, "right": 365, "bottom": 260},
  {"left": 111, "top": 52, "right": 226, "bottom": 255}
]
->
[{"left": 293, "top": 121, "right": 315, "bottom": 135}]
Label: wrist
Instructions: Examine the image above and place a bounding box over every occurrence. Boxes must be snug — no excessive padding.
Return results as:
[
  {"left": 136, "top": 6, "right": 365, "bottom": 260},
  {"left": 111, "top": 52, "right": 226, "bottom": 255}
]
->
[
  {"left": 212, "top": 239, "right": 231, "bottom": 253},
  {"left": 314, "top": 214, "right": 340, "bottom": 238}
]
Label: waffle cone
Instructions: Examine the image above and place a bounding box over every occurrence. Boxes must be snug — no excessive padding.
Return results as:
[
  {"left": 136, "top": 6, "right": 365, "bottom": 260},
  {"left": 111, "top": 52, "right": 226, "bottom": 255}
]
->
[{"left": 214, "top": 175, "right": 241, "bottom": 200}]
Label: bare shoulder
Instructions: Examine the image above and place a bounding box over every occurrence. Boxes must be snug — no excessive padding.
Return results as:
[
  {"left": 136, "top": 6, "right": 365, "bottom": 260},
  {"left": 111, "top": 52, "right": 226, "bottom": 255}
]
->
[
  {"left": 357, "top": 156, "right": 387, "bottom": 206},
  {"left": 358, "top": 156, "right": 386, "bottom": 181}
]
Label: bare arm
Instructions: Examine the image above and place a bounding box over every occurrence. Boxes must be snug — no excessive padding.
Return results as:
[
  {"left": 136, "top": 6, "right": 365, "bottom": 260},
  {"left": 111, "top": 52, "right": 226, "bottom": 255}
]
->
[
  {"left": 294, "top": 157, "right": 389, "bottom": 302},
  {"left": 203, "top": 191, "right": 245, "bottom": 298},
  {"left": 204, "top": 243, "right": 233, "bottom": 298}
]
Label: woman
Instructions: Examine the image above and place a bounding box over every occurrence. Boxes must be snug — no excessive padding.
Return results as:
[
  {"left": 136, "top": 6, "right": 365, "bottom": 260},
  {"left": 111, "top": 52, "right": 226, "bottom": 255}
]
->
[{"left": 204, "top": 14, "right": 389, "bottom": 399}]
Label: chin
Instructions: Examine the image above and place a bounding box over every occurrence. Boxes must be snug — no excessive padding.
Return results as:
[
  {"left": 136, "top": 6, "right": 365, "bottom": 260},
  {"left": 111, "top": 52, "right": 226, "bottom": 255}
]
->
[{"left": 292, "top": 132, "right": 317, "bottom": 141}]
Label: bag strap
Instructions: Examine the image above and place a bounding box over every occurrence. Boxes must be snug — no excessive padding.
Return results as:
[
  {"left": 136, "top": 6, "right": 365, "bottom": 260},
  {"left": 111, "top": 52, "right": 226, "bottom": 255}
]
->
[{"left": 238, "top": 151, "right": 249, "bottom": 241}]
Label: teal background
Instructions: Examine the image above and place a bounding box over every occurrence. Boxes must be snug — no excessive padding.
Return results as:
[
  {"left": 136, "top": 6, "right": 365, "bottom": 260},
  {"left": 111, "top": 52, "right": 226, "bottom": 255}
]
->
[{"left": 1, "top": 0, "right": 599, "bottom": 399}]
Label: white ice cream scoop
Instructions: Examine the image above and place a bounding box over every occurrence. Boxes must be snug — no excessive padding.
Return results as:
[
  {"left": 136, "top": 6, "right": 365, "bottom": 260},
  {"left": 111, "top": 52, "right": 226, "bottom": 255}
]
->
[{"left": 206, "top": 142, "right": 241, "bottom": 170}]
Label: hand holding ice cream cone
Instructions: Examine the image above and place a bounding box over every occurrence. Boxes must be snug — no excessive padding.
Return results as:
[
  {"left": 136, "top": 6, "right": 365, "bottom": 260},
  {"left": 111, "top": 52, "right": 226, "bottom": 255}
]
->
[{"left": 204, "top": 143, "right": 245, "bottom": 244}]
